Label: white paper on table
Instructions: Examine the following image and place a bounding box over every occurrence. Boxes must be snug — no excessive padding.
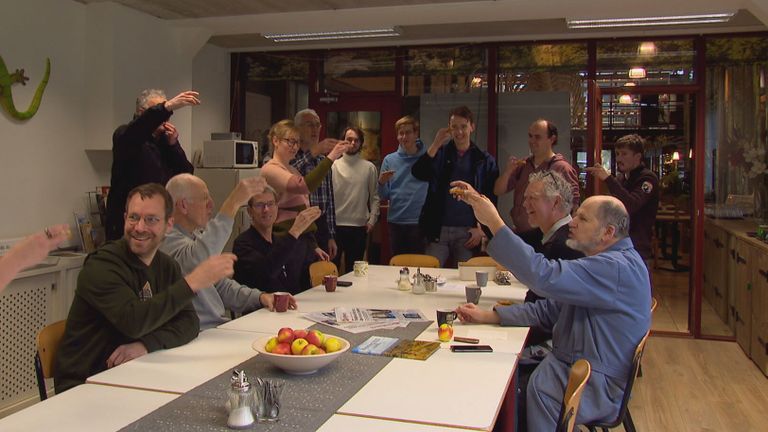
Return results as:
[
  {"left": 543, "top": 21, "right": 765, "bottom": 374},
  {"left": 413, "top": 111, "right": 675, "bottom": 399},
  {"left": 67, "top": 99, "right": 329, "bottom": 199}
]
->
[{"left": 439, "top": 283, "right": 466, "bottom": 293}]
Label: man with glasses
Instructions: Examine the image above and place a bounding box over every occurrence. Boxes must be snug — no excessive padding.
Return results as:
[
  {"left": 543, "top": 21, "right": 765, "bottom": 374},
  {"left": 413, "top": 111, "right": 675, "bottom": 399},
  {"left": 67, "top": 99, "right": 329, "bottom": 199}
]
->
[
  {"left": 494, "top": 119, "right": 580, "bottom": 247},
  {"left": 412, "top": 105, "right": 499, "bottom": 267},
  {"left": 55, "top": 183, "right": 235, "bottom": 393},
  {"left": 162, "top": 174, "right": 294, "bottom": 331},
  {"left": 331, "top": 126, "right": 380, "bottom": 273},
  {"left": 291, "top": 109, "right": 341, "bottom": 260},
  {"left": 233, "top": 185, "right": 323, "bottom": 295}
]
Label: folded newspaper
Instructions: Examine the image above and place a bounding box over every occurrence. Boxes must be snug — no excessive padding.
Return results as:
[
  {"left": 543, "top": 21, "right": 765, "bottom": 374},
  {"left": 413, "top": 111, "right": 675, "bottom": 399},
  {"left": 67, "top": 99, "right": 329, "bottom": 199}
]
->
[{"left": 303, "top": 308, "right": 430, "bottom": 334}]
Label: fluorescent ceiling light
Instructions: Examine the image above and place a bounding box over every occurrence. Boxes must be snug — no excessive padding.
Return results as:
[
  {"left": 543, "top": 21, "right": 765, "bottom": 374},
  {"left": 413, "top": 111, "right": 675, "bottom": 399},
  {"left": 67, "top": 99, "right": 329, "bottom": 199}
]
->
[
  {"left": 264, "top": 28, "right": 400, "bottom": 43},
  {"left": 567, "top": 13, "right": 734, "bottom": 29}
]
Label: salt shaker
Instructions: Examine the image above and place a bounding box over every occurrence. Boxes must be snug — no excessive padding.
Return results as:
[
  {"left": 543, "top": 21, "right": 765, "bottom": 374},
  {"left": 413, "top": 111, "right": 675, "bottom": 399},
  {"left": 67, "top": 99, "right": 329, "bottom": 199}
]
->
[
  {"left": 397, "top": 267, "right": 412, "bottom": 291},
  {"left": 412, "top": 267, "right": 425, "bottom": 295},
  {"left": 227, "top": 370, "right": 255, "bottom": 429}
]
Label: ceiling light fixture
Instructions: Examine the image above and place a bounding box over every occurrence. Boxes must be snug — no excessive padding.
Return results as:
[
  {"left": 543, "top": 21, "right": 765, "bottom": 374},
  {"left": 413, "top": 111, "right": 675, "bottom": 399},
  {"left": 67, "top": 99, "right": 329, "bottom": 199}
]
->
[
  {"left": 264, "top": 28, "right": 400, "bottom": 43},
  {"left": 567, "top": 12, "right": 735, "bottom": 29}
]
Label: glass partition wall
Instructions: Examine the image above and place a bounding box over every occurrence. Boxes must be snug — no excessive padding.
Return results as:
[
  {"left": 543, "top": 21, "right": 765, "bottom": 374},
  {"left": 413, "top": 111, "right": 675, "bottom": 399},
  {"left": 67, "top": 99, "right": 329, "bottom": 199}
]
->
[{"left": 231, "top": 34, "right": 768, "bottom": 339}]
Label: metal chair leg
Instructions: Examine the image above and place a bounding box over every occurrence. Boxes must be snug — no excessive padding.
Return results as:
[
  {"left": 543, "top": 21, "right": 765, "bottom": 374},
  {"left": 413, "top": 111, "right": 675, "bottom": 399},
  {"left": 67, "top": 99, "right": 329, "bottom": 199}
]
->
[
  {"left": 34, "top": 353, "right": 48, "bottom": 401},
  {"left": 623, "top": 409, "right": 636, "bottom": 432}
]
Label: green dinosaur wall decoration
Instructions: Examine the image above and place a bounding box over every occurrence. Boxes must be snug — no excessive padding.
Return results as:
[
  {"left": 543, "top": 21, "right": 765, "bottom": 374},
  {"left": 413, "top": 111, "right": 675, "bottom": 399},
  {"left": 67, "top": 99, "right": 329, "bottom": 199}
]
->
[{"left": 0, "top": 56, "right": 50, "bottom": 120}]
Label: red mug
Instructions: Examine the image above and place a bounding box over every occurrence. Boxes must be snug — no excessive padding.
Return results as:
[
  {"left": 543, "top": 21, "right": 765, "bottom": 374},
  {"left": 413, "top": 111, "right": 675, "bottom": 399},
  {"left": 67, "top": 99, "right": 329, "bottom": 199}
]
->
[
  {"left": 323, "top": 275, "right": 338, "bottom": 292},
  {"left": 273, "top": 292, "right": 290, "bottom": 312}
]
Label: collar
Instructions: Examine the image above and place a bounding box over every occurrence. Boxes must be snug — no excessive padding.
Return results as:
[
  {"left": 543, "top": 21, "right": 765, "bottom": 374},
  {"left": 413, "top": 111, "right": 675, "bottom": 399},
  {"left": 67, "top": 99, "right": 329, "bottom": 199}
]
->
[{"left": 542, "top": 214, "right": 572, "bottom": 244}]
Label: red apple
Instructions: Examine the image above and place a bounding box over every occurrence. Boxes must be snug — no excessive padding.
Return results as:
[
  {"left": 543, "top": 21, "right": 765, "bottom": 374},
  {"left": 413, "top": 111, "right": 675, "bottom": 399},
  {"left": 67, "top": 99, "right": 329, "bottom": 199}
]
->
[
  {"left": 277, "top": 327, "right": 295, "bottom": 344},
  {"left": 301, "top": 344, "right": 326, "bottom": 355},
  {"left": 272, "top": 342, "right": 291, "bottom": 355},
  {"left": 438, "top": 323, "right": 454, "bottom": 342},
  {"left": 291, "top": 338, "right": 309, "bottom": 355},
  {"left": 294, "top": 329, "right": 309, "bottom": 339},
  {"left": 305, "top": 329, "right": 325, "bottom": 347}
]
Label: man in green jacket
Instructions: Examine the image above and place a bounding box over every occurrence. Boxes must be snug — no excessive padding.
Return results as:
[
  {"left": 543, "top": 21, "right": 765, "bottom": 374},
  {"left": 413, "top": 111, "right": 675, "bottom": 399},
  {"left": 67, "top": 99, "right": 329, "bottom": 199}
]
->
[{"left": 54, "top": 183, "right": 235, "bottom": 393}]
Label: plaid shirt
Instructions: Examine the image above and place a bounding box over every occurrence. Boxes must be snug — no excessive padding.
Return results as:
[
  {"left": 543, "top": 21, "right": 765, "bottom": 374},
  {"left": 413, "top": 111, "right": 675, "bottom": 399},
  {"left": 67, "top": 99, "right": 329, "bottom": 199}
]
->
[{"left": 291, "top": 149, "right": 336, "bottom": 239}]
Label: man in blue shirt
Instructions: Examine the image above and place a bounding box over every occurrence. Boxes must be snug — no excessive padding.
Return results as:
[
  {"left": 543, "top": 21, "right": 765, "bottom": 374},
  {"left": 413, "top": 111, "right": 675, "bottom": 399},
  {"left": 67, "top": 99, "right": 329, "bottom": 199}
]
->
[
  {"left": 453, "top": 187, "right": 651, "bottom": 432},
  {"left": 378, "top": 116, "right": 429, "bottom": 255}
]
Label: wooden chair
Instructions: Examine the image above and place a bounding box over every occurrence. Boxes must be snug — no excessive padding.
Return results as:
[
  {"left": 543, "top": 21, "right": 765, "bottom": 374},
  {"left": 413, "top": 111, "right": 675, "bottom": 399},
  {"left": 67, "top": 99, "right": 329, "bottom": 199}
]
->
[
  {"left": 309, "top": 261, "right": 338, "bottom": 287},
  {"left": 556, "top": 359, "right": 592, "bottom": 432},
  {"left": 637, "top": 297, "right": 658, "bottom": 378},
  {"left": 465, "top": 256, "right": 504, "bottom": 270},
  {"left": 584, "top": 330, "right": 651, "bottom": 432},
  {"left": 35, "top": 320, "right": 67, "bottom": 401},
  {"left": 389, "top": 254, "right": 440, "bottom": 268}
]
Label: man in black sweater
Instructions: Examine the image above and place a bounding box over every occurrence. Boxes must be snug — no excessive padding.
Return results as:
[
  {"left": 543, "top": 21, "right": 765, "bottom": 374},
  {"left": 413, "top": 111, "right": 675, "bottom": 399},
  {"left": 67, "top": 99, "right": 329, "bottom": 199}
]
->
[{"left": 105, "top": 89, "right": 199, "bottom": 240}]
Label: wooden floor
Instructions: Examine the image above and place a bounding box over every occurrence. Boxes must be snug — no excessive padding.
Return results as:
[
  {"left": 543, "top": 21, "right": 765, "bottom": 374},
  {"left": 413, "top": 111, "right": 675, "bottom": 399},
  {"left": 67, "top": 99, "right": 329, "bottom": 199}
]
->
[
  {"left": 593, "top": 336, "right": 768, "bottom": 431},
  {"left": 650, "top": 252, "right": 733, "bottom": 337}
]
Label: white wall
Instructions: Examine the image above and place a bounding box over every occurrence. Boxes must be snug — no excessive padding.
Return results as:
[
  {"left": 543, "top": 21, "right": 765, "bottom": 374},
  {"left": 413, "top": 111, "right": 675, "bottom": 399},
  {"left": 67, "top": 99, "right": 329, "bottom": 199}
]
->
[{"left": 0, "top": 0, "right": 229, "bottom": 240}]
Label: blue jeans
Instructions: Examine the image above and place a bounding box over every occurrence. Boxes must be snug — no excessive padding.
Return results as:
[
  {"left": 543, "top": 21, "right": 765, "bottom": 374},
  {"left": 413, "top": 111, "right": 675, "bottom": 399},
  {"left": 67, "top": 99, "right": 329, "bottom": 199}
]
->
[{"left": 425, "top": 226, "right": 475, "bottom": 267}]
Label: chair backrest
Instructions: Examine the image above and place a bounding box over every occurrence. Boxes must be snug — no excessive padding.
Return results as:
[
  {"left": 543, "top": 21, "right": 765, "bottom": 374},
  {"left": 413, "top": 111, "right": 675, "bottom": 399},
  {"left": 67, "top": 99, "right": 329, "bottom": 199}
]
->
[
  {"left": 309, "top": 261, "right": 338, "bottom": 287},
  {"left": 465, "top": 256, "right": 504, "bottom": 270},
  {"left": 612, "top": 330, "right": 651, "bottom": 424},
  {"left": 650, "top": 297, "right": 658, "bottom": 313},
  {"left": 389, "top": 254, "right": 440, "bottom": 268},
  {"left": 36, "top": 320, "right": 67, "bottom": 379},
  {"left": 556, "top": 359, "right": 592, "bottom": 432}
]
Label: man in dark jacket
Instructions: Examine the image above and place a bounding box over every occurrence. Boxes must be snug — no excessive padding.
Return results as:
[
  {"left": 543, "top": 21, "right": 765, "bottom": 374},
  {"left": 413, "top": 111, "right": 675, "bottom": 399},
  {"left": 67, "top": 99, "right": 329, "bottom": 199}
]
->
[
  {"left": 586, "top": 134, "right": 659, "bottom": 269},
  {"left": 55, "top": 183, "right": 235, "bottom": 393},
  {"left": 412, "top": 106, "right": 498, "bottom": 267},
  {"left": 105, "top": 89, "right": 199, "bottom": 241}
]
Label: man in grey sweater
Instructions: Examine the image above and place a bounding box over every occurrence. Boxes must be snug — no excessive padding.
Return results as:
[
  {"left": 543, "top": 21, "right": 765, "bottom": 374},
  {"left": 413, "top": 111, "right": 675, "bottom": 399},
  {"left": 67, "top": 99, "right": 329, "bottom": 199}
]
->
[{"left": 161, "top": 174, "right": 296, "bottom": 330}]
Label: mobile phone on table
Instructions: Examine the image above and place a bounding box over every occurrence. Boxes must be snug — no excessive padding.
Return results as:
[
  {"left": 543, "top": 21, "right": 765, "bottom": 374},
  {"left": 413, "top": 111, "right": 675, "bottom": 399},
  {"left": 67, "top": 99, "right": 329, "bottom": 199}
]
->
[
  {"left": 337, "top": 280, "right": 353, "bottom": 287},
  {"left": 450, "top": 345, "right": 493, "bottom": 352}
]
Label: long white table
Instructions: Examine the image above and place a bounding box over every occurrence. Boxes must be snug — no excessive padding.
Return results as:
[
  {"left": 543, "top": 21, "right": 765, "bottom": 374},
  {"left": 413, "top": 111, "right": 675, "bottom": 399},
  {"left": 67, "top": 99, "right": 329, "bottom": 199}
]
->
[
  {"left": 317, "top": 413, "right": 477, "bottom": 431},
  {"left": 10, "top": 265, "right": 528, "bottom": 431},
  {"left": 0, "top": 384, "right": 177, "bottom": 431},
  {"left": 87, "top": 328, "right": 264, "bottom": 394}
]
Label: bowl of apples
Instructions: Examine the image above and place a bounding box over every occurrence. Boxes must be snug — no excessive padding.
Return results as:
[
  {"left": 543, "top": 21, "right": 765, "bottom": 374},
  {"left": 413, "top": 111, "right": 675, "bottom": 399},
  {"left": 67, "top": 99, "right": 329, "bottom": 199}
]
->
[{"left": 252, "top": 328, "right": 350, "bottom": 375}]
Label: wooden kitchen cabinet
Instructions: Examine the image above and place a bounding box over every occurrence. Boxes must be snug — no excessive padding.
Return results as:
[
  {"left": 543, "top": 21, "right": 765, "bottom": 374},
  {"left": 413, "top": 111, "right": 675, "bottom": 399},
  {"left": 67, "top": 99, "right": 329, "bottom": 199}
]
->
[{"left": 751, "top": 249, "right": 768, "bottom": 375}]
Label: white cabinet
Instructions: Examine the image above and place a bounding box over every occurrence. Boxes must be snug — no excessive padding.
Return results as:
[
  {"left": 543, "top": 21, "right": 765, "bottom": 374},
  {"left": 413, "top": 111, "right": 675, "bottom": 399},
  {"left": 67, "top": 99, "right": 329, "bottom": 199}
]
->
[{"left": 0, "top": 257, "right": 83, "bottom": 417}]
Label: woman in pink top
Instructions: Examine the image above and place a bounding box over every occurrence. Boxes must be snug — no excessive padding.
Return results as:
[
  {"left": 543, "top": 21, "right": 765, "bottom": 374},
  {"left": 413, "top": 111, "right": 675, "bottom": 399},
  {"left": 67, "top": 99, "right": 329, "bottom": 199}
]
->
[{"left": 261, "top": 119, "right": 348, "bottom": 237}]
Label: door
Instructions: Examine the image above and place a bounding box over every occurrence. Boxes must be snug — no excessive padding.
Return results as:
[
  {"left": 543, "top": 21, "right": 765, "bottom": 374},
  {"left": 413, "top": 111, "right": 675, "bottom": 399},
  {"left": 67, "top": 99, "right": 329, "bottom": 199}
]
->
[{"left": 315, "top": 95, "right": 401, "bottom": 265}]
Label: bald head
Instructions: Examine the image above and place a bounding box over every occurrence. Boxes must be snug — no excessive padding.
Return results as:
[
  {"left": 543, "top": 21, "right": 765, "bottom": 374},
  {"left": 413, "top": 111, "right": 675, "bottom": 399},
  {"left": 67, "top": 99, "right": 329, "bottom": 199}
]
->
[
  {"left": 166, "top": 173, "right": 206, "bottom": 205},
  {"left": 566, "top": 195, "right": 629, "bottom": 256},
  {"left": 166, "top": 174, "right": 214, "bottom": 231}
]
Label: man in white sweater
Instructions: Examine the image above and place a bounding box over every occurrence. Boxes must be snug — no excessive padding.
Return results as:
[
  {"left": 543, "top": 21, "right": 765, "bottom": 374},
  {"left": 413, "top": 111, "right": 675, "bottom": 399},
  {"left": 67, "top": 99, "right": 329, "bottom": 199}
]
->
[
  {"left": 331, "top": 126, "right": 380, "bottom": 273},
  {"left": 161, "top": 174, "right": 296, "bottom": 330}
]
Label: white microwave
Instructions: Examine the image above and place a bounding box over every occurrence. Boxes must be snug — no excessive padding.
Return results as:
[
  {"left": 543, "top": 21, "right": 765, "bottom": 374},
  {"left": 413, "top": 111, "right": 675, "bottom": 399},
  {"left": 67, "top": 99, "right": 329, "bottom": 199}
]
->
[{"left": 202, "top": 140, "right": 259, "bottom": 168}]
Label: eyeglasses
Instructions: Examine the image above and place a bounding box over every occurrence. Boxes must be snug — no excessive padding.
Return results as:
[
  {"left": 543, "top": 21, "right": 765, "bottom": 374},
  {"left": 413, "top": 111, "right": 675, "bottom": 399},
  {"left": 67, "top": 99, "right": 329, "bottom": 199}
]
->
[
  {"left": 126, "top": 213, "right": 163, "bottom": 227},
  {"left": 250, "top": 201, "right": 277, "bottom": 210},
  {"left": 280, "top": 138, "right": 300, "bottom": 147}
]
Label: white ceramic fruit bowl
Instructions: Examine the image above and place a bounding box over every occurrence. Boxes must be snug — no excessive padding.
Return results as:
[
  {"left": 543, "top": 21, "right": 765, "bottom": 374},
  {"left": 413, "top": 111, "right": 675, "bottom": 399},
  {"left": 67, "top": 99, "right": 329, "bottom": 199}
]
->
[{"left": 251, "top": 334, "right": 350, "bottom": 375}]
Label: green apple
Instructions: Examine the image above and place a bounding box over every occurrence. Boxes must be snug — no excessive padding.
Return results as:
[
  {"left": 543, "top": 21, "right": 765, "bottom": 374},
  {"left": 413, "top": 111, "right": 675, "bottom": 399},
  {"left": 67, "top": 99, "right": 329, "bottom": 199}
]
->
[
  {"left": 324, "top": 337, "right": 343, "bottom": 353},
  {"left": 291, "top": 338, "right": 309, "bottom": 355},
  {"left": 264, "top": 336, "right": 279, "bottom": 353}
]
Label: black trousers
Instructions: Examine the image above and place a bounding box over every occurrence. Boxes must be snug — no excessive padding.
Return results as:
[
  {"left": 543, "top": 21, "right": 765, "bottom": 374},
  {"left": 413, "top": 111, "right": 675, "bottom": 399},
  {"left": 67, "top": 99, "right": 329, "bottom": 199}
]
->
[
  {"left": 334, "top": 225, "right": 368, "bottom": 274},
  {"left": 388, "top": 223, "right": 425, "bottom": 256}
]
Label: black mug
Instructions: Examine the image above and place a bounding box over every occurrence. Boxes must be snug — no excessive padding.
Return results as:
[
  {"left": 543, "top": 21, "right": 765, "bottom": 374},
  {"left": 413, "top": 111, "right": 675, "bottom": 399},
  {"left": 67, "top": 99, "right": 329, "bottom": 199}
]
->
[{"left": 437, "top": 309, "right": 458, "bottom": 326}]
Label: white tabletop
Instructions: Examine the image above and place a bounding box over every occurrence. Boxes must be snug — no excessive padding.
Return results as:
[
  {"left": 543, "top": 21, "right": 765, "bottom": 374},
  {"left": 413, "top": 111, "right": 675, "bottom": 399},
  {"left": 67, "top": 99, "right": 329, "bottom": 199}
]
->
[
  {"left": 0, "top": 384, "right": 177, "bottom": 432},
  {"left": 87, "top": 328, "right": 263, "bottom": 394},
  {"left": 338, "top": 347, "right": 519, "bottom": 431},
  {"left": 220, "top": 265, "right": 529, "bottom": 337},
  {"left": 317, "top": 413, "right": 475, "bottom": 431}
]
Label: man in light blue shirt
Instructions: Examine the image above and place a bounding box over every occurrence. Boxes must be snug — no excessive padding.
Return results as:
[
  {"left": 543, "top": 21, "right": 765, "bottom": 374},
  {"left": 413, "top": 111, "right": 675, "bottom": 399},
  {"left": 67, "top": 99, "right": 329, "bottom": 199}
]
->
[{"left": 453, "top": 186, "right": 651, "bottom": 431}]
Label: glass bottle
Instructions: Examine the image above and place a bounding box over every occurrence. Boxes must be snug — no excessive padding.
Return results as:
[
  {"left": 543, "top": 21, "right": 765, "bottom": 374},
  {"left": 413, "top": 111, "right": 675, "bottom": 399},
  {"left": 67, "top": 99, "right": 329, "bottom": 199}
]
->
[
  {"left": 397, "top": 267, "right": 412, "bottom": 291},
  {"left": 412, "top": 267, "right": 425, "bottom": 295},
  {"left": 227, "top": 370, "right": 255, "bottom": 429}
]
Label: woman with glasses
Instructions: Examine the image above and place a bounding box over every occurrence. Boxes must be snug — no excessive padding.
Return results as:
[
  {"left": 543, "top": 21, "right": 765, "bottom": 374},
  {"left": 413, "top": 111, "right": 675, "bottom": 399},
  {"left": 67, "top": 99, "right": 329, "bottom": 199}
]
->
[{"left": 261, "top": 120, "right": 348, "bottom": 253}]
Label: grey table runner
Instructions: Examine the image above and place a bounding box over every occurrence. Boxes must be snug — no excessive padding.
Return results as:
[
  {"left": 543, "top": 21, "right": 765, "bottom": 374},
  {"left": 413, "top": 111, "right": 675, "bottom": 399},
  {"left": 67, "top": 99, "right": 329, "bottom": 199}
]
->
[{"left": 119, "top": 320, "right": 432, "bottom": 431}]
